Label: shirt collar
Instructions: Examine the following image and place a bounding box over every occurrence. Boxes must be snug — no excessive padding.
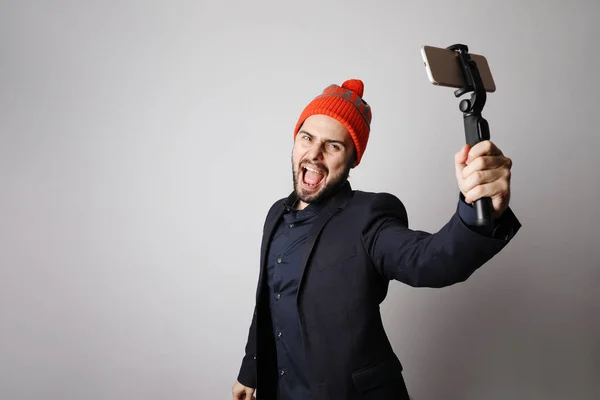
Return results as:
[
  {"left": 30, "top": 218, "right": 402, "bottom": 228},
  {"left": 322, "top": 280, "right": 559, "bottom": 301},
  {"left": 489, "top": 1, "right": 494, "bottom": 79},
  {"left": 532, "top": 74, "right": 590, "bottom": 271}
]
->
[{"left": 282, "top": 180, "right": 352, "bottom": 215}]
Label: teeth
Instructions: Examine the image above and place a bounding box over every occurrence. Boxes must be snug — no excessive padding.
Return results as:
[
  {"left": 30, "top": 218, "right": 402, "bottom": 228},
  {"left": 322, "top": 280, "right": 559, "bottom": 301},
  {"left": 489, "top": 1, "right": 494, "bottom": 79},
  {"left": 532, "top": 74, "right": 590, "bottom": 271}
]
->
[{"left": 304, "top": 166, "right": 322, "bottom": 174}]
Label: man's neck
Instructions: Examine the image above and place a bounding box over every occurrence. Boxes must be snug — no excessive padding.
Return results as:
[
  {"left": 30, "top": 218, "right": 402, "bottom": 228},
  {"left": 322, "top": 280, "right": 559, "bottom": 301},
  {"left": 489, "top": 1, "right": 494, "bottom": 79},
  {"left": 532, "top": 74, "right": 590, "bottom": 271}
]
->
[{"left": 296, "top": 200, "right": 309, "bottom": 210}]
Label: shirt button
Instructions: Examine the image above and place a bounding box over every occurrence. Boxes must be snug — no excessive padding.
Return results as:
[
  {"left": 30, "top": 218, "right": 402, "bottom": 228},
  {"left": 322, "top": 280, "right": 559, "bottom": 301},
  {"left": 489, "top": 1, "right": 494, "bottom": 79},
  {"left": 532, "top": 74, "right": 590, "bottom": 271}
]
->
[
  {"left": 277, "top": 257, "right": 282, "bottom": 264},
  {"left": 289, "top": 223, "right": 294, "bottom": 228},
  {"left": 276, "top": 293, "right": 281, "bottom": 299},
  {"left": 280, "top": 369, "right": 286, "bottom": 376},
  {"left": 277, "top": 332, "right": 282, "bottom": 338}
]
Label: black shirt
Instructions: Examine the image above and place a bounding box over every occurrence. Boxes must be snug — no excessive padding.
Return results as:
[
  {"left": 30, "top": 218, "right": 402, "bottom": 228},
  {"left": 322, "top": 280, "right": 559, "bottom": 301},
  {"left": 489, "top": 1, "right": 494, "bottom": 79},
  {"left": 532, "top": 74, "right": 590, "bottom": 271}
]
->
[{"left": 265, "top": 197, "right": 326, "bottom": 400}]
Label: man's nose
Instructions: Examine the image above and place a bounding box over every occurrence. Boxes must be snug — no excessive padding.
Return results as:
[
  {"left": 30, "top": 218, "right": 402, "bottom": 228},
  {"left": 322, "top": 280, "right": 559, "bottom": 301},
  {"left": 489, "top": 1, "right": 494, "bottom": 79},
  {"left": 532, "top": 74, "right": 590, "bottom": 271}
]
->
[{"left": 306, "top": 143, "right": 324, "bottom": 160}]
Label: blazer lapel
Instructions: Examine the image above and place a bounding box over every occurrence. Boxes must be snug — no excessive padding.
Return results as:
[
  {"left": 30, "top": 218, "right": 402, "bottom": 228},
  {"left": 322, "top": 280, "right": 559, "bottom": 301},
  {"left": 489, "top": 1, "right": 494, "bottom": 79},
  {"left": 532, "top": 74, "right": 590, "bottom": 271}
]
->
[
  {"left": 255, "top": 181, "right": 354, "bottom": 303},
  {"left": 296, "top": 181, "right": 354, "bottom": 298}
]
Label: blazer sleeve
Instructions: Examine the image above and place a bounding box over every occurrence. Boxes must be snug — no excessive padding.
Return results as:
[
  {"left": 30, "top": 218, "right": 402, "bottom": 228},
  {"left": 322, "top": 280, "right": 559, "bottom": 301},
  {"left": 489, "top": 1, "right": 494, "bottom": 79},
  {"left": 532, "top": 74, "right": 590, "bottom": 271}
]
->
[
  {"left": 237, "top": 305, "right": 258, "bottom": 388},
  {"left": 361, "top": 192, "right": 521, "bottom": 288}
]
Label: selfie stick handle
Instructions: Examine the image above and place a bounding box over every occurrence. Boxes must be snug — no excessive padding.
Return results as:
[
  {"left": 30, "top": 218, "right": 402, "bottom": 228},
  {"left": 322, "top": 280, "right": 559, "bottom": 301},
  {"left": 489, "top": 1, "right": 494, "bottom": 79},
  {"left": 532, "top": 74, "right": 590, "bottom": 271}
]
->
[{"left": 447, "top": 44, "right": 493, "bottom": 228}]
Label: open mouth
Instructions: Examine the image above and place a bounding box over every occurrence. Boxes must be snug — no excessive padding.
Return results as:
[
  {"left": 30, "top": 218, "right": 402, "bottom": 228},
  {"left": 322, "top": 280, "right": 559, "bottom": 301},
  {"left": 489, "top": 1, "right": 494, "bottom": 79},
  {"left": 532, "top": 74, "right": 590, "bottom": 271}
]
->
[{"left": 301, "top": 165, "right": 325, "bottom": 189}]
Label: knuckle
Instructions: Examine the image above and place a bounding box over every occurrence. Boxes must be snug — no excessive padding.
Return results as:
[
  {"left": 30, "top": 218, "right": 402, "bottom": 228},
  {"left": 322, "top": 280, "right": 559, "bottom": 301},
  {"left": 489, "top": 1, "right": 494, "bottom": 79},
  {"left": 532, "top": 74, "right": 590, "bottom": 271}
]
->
[
  {"left": 472, "top": 157, "right": 484, "bottom": 170},
  {"left": 461, "top": 165, "right": 471, "bottom": 178},
  {"left": 478, "top": 170, "right": 487, "bottom": 182},
  {"left": 479, "top": 157, "right": 489, "bottom": 168},
  {"left": 465, "top": 176, "right": 476, "bottom": 190},
  {"left": 472, "top": 170, "right": 484, "bottom": 185}
]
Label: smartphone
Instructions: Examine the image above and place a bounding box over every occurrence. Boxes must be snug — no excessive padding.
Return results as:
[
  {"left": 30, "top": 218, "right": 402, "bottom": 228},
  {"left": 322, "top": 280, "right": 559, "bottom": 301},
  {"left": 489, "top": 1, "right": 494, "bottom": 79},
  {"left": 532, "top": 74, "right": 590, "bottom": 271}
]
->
[{"left": 421, "top": 45, "right": 496, "bottom": 92}]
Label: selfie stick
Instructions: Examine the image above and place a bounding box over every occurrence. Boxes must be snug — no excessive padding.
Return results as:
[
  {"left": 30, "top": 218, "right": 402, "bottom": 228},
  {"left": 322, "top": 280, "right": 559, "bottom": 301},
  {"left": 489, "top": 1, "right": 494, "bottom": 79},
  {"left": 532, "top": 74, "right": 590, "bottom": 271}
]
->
[{"left": 447, "top": 44, "right": 493, "bottom": 228}]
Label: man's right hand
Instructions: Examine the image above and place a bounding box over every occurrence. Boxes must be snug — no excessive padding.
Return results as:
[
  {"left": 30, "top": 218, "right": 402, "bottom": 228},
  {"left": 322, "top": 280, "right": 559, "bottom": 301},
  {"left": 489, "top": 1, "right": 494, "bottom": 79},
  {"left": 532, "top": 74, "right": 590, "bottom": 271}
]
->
[{"left": 232, "top": 380, "right": 256, "bottom": 400}]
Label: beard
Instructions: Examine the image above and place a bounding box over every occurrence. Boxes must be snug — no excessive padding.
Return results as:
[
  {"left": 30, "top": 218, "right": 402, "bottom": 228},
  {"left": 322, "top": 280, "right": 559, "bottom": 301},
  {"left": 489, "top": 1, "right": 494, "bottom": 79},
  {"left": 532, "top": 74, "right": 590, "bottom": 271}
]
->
[{"left": 291, "top": 156, "right": 352, "bottom": 205}]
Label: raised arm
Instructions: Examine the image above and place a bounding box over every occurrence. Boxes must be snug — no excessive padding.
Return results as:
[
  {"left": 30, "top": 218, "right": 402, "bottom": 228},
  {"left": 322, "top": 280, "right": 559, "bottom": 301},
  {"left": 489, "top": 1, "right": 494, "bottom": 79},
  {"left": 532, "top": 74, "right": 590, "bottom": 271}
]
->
[{"left": 361, "top": 192, "right": 520, "bottom": 288}]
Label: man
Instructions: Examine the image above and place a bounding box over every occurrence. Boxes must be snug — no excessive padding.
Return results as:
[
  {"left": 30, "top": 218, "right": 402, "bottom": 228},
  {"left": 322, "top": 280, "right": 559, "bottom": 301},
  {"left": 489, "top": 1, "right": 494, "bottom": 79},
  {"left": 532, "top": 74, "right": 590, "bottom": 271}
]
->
[{"left": 232, "top": 79, "right": 521, "bottom": 400}]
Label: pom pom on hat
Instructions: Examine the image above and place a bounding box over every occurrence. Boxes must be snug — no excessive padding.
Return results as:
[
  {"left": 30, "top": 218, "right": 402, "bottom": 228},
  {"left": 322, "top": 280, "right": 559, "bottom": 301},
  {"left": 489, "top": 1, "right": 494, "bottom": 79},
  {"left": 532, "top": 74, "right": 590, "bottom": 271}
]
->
[{"left": 341, "top": 79, "right": 364, "bottom": 98}]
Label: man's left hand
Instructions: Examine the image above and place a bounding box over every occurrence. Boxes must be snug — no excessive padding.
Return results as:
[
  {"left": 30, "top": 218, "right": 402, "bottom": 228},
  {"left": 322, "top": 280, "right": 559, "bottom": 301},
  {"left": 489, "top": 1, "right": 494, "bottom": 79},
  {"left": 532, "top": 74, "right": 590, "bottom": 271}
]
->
[{"left": 454, "top": 140, "right": 512, "bottom": 217}]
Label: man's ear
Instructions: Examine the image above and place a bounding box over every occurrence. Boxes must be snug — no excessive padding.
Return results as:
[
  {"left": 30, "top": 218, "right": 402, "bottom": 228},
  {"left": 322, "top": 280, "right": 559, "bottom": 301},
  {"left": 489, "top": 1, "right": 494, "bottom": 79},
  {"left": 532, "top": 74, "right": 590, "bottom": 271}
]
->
[{"left": 350, "top": 150, "right": 358, "bottom": 168}]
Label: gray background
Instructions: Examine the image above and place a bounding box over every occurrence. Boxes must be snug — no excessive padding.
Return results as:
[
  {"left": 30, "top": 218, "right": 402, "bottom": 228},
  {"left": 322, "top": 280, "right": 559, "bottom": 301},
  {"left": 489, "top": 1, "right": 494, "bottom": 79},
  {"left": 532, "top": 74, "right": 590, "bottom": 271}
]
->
[{"left": 1, "top": 1, "right": 599, "bottom": 399}]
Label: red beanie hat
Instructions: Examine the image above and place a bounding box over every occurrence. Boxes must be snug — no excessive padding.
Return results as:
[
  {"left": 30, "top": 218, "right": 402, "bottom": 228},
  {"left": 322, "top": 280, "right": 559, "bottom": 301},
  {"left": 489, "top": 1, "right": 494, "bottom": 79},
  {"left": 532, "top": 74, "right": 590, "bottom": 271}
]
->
[{"left": 293, "top": 79, "right": 372, "bottom": 165}]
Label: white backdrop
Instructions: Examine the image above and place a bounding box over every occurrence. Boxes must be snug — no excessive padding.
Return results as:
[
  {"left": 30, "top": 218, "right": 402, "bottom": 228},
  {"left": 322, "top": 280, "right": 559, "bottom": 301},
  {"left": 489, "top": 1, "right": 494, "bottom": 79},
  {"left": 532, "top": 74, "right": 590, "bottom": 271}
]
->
[{"left": 2, "top": 1, "right": 599, "bottom": 399}]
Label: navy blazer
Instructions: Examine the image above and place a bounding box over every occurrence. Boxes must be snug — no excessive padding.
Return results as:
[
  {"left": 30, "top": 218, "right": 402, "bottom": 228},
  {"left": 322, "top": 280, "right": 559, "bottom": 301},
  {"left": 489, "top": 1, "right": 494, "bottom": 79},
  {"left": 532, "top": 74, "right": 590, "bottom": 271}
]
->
[{"left": 238, "top": 181, "right": 521, "bottom": 400}]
